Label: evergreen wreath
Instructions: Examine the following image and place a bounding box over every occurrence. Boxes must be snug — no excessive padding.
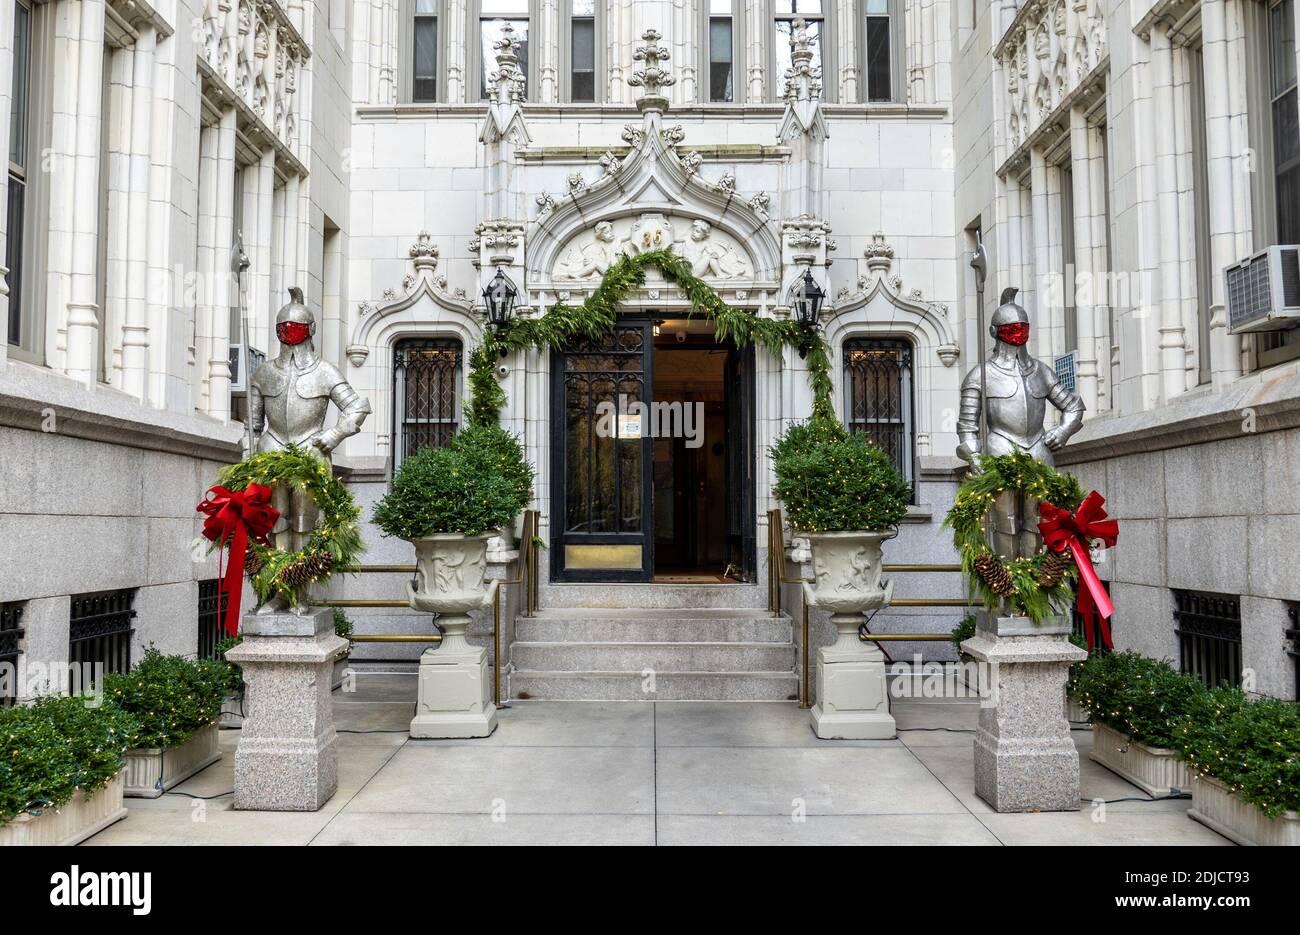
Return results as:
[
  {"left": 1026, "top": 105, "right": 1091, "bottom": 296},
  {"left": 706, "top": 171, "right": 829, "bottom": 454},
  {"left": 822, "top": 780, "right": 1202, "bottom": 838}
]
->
[
  {"left": 466, "top": 248, "right": 834, "bottom": 428},
  {"left": 216, "top": 446, "right": 364, "bottom": 608},
  {"left": 943, "top": 451, "right": 1085, "bottom": 623}
]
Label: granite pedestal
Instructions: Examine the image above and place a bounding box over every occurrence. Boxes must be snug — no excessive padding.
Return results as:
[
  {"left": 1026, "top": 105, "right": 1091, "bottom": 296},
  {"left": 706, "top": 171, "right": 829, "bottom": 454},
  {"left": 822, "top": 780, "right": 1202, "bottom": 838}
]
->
[
  {"left": 410, "top": 582, "right": 499, "bottom": 739},
  {"left": 224, "top": 609, "right": 347, "bottom": 811},
  {"left": 960, "top": 612, "right": 1087, "bottom": 813}
]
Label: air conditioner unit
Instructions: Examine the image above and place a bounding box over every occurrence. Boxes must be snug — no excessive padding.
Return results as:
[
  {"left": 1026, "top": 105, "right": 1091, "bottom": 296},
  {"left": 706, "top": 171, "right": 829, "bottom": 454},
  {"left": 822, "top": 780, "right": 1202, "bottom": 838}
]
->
[
  {"left": 1053, "top": 350, "right": 1077, "bottom": 394},
  {"left": 1224, "top": 245, "right": 1300, "bottom": 334},
  {"left": 229, "top": 345, "right": 266, "bottom": 394}
]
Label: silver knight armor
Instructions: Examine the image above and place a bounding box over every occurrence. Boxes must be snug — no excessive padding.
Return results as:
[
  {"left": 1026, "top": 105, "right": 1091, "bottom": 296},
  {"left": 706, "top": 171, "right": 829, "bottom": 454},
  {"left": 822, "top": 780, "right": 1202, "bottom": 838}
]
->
[
  {"left": 249, "top": 287, "right": 371, "bottom": 612},
  {"left": 956, "top": 287, "right": 1084, "bottom": 560}
]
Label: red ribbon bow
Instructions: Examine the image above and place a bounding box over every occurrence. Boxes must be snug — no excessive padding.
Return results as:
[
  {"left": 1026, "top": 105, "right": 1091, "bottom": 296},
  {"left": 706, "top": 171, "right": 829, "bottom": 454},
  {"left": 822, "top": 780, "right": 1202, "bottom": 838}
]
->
[
  {"left": 197, "top": 484, "right": 279, "bottom": 636},
  {"left": 1038, "top": 492, "right": 1119, "bottom": 651}
]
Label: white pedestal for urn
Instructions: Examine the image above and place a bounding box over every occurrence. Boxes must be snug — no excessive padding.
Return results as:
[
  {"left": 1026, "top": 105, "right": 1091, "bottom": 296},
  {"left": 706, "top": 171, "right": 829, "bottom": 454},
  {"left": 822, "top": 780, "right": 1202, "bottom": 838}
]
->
[
  {"left": 803, "top": 530, "right": 897, "bottom": 740},
  {"left": 406, "top": 533, "right": 499, "bottom": 739},
  {"left": 224, "top": 609, "right": 346, "bottom": 811},
  {"left": 961, "top": 612, "right": 1087, "bottom": 812}
]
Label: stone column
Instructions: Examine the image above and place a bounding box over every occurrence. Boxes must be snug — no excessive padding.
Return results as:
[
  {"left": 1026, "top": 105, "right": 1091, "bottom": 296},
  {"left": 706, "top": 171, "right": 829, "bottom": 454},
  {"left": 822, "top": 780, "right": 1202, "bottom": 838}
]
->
[
  {"left": 961, "top": 612, "right": 1086, "bottom": 812},
  {"left": 0, "top": 0, "right": 13, "bottom": 367},
  {"left": 225, "top": 608, "right": 347, "bottom": 811},
  {"left": 64, "top": 0, "right": 108, "bottom": 386},
  {"left": 206, "top": 108, "right": 237, "bottom": 420},
  {"left": 122, "top": 27, "right": 157, "bottom": 403},
  {"left": 1068, "top": 106, "right": 1099, "bottom": 414},
  {"left": 1152, "top": 27, "right": 1187, "bottom": 404}
]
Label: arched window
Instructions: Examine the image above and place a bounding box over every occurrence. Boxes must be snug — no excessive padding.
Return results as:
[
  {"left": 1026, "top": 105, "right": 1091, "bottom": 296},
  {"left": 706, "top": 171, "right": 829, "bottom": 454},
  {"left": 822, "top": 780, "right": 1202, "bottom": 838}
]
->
[
  {"left": 843, "top": 337, "right": 914, "bottom": 498},
  {"left": 393, "top": 338, "right": 463, "bottom": 467}
]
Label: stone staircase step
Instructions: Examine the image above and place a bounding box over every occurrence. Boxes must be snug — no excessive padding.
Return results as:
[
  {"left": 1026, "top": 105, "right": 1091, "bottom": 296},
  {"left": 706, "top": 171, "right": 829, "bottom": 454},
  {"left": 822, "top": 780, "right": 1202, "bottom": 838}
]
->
[
  {"left": 538, "top": 583, "right": 769, "bottom": 610},
  {"left": 515, "top": 609, "right": 791, "bottom": 643},
  {"left": 510, "top": 640, "right": 796, "bottom": 672},
  {"left": 508, "top": 670, "right": 801, "bottom": 702}
]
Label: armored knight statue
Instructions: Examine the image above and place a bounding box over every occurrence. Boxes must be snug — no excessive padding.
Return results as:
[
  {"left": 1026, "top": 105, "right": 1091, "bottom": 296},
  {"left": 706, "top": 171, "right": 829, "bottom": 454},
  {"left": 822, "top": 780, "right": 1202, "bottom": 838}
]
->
[
  {"left": 249, "top": 287, "right": 371, "bottom": 613},
  {"left": 956, "top": 287, "right": 1084, "bottom": 560}
]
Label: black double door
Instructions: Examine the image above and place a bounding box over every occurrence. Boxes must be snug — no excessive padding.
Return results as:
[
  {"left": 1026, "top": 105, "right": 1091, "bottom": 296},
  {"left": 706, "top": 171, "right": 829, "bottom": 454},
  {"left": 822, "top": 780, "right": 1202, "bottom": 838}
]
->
[{"left": 550, "top": 317, "right": 755, "bottom": 583}]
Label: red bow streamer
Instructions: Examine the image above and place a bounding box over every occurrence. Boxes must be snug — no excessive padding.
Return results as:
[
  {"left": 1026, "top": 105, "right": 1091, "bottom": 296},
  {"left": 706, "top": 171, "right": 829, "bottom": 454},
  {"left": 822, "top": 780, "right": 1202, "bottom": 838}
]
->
[
  {"left": 197, "top": 485, "right": 279, "bottom": 636},
  {"left": 1038, "top": 492, "right": 1119, "bottom": 651}
]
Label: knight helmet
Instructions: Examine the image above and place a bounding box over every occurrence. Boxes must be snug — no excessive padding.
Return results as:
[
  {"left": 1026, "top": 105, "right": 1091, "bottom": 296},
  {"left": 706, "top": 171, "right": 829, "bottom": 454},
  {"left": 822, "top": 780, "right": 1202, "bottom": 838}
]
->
[
  {"left": 989, "top": 287, "right": 1031, "bottom": 348},
  {"left": 274, "top": 287, "right": 315, "bottom": 348}
]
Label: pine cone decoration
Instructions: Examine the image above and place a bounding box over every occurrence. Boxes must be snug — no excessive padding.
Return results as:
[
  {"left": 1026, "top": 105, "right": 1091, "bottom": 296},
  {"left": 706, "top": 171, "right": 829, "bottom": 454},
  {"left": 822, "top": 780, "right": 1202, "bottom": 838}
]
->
[
  {"left": 1036, "top": 549, "right": 1073, "bottom": 589},
  {"left": 276, "top": 549, "right": 333, "bottom": 591},
  {"left": 244, "top": 550, "right": 265, "bottom": 577},
  {"left": 974, "top": 552, "right": 1015, "bottom": 598}
]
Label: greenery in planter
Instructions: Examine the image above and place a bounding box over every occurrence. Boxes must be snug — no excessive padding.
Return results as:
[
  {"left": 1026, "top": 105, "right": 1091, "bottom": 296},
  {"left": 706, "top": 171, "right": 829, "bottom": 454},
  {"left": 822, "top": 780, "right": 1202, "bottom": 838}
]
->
[
  {"left": 0, "top": 695, "right": 139, "bottom": 825},
  {"left": 1064, "top": 631, "right": 1090, "bottom": 698},
  {"left": 332, "top": 608, "right": 354, "bottom": 654},
  {"left": 771, "top": 418, "right": 911, "bottom": 533},
  {"left": 99, "top": 649, "right": 230, "bottom": 750},
  {"left": 373, "top": 424, "right": 534, "bottom": 539},
  {"left": 217, "top": 635, "right": 244, "bottom": 693},
  {"left": 1073, "top": 651, "right": 1205, "bottom": 749},
  {"left": 950, "top": 613, "right": 976, "bottom": 662},
  {"left": 1172, "top": 686, "right": 1300, "bottom": 818}
]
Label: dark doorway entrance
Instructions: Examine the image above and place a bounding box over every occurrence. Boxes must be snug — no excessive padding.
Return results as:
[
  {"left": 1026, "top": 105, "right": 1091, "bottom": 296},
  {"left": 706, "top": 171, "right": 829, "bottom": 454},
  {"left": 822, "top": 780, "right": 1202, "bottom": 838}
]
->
[{"left": 549, "top": 316, "right": 755, "bottom": 583}]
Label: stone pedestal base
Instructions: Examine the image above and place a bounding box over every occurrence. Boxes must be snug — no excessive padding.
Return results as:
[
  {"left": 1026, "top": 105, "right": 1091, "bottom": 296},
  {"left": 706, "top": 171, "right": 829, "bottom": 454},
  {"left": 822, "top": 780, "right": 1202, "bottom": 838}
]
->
[
  {"left": 410, "top": 613, "right": 498, "bottom": 739},
  {"left": 961, "top": 613, "right": 1087, "bottom": 813},
  {"left": 224, "top": 609, "right": 347, "bottom": 811},
  {"left": 810, "top": 610, "right": 896, "bottom": 740}
]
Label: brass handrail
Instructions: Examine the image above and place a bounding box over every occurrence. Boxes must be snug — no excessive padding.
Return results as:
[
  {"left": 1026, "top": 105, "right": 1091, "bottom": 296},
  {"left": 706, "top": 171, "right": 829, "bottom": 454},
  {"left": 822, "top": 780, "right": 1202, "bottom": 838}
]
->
[
  {"left": 491, "top": 509, "right": 541, "bottom": 708},
  {"left": 767, "top": 509, "right": 814, "bottom": 708}
]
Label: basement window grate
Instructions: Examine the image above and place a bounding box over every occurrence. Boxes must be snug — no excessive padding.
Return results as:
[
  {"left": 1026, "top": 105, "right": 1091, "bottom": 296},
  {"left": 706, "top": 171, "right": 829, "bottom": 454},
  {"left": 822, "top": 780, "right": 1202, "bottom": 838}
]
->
[
  {"left": 1173, "top": 589, "right": 1242, "bottom": 689},
  {"left": 0, "top": 602, "right": 24, "bottom": 707},
  {"left": 69, "top": 589, "right": 136, "bottom": 677},
  {"left": 197, "top": 579, "right": 228, "bottom": 661}
]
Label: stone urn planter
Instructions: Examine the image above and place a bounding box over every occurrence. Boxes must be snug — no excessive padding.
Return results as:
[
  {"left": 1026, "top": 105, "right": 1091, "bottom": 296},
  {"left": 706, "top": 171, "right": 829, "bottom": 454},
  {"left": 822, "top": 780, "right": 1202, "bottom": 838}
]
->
[
  {"left": 407, "top": 531, "right": 499, "bottom": 739},
  {"left": 1188, "top": 773, "right": 1300, "bottom": 846},
  {"left": 123, "top": 721, "right": 222, "bottom": 798},
  {"left": 803, "top": 530, "right": 896, "bottom": 740},
  {"left": 0, "top": 770, "right": 128, "bottom": 846},
  {"left": 1089, "top": 721, "right": 1191, "bottom": 798}
]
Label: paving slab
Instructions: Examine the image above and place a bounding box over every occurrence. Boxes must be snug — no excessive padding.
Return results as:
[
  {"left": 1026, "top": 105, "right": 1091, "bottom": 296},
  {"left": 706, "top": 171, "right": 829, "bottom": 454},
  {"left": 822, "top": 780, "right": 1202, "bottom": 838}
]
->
[
  {"left": 311, "top": 811, "right": 655, "bottom": 846},
  {"left": 657, "top": 813, "right": 1003, "bottom": 846}
]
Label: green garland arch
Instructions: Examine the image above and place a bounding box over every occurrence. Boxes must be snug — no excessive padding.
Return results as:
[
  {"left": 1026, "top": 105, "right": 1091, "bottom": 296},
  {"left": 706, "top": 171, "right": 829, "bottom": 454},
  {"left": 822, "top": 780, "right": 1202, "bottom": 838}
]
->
[{"left": 466, "top": 248, "right": 834, "bottom": 428}]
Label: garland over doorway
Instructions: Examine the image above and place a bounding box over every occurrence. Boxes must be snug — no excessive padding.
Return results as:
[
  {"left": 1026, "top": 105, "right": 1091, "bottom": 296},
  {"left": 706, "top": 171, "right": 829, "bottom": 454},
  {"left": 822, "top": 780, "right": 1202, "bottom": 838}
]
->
[{"left": 466, "top": 248, "right": 834, "bottom": 427}]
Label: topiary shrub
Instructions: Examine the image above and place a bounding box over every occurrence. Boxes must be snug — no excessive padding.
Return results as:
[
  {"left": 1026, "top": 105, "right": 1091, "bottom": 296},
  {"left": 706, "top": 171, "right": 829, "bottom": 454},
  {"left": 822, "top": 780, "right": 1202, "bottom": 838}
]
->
[
  {"left": 0, "top": 695, "right": 139, "bottom": 825},
  {"left": 771, "top": 418, "right": 911, "bottom": 533},
  {"left": 373, "top": 424, "right": 534, "bottom": 540},
  {"left": 1073, "top": 650, "right": 1205, "bottom": 749},
  {"left": 99, "top": 649, "right": 230, "bottom": 750},
  {"left": 1172, "top": 686, "right": 1300, "bottom": 818},
  {"left": 216, "top": 635, "right": 244, "bottom": 693}
]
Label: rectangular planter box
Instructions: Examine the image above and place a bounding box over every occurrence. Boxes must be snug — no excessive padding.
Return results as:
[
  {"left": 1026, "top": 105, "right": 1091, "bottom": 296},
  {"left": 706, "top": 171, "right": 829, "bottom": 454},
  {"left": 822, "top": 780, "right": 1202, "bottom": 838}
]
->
[
  {"left": 1189, "top": 773, "right": 1300, "bottom": 846},
  {"left": 1065, "top": 693, "right": 1090, "bottom": 724},
  {"left": 219, "top": 692, "right": 244, "bottom": 729},
  {"left": 0, "top": 770, "right": 127, "bottom": 846},
  {"left": 123, "top": 721, "right": 222, "bottom": 798},
  {"left": 332, "top": 653, "right": 350, "bottom": 690},
  {"left": 1089, "top": 721, "right": 1191, "bottom": 797}
]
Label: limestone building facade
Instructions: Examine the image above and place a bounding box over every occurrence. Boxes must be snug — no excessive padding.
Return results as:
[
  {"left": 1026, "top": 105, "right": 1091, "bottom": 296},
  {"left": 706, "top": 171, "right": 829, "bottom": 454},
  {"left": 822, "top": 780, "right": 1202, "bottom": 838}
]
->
[{"left": 1, "top": 0, "right": 1296, "bottom": 703}]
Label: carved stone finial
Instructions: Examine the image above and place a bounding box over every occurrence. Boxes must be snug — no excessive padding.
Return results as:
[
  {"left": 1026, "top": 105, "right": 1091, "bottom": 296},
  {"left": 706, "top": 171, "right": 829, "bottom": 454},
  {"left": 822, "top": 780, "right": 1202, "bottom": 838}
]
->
[
  {"left": 487, "top": 22, "right": 526, "bottom": 103},
  {"left": 409, "top": 231, "right": 440, "bottom": 269},
  {"left": 627, "top": 29, "right": 676, "bottom": 114},
  {"left": 864, "top": 232, "right": 895, "bottom": 272},
  {"left": 783, "top": 16, "right": 822, "bottom": 102}
]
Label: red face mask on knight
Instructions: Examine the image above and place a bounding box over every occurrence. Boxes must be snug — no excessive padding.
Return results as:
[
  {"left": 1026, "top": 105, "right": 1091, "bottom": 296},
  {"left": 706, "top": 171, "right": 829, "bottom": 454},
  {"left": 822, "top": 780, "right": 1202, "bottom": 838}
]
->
[
  {"left": 277, "top": 321, "right": 311, "bottom": 346},
  {"left": 995, "top": 322, "right": 1030, "bottom": 346}
]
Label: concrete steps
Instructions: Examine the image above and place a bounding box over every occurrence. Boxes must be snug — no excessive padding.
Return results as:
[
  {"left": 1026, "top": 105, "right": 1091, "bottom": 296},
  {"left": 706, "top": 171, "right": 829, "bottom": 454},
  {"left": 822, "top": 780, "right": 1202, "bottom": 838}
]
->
[
  {"left": 538, "top": 583, "right": 769, "bottom": 609},
  {"left": 516, "top": 608, "right": 791, "bottom": 643},
  {"left": 509, "top": 670, "right": 800, "bottom": 702},
  {"left": 508, "top": 600, "right": 798, "bottom": 702}
]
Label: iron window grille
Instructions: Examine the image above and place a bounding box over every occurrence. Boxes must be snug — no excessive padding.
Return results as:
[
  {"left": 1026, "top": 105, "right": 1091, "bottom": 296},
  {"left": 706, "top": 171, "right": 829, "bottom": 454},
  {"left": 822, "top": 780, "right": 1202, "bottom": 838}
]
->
[
  {"left": 843, "top": 337, "right": 915, "bottom": 501},
  {"left": 197, "top": 579, "right": 229, "bottom": 661},
  {"left": 1173, "top": 589, "right": 1243, "bottom": 689},
  {"left": 69, "top": 589, "right": 136, "bottom": 678},
  {"left": 393, "top": 337, "right": 463, "bottom": 469},
  {"left": 1071, "top": 579, "right": 1110, "bottom": 650},
  {"left": 0, "top": 602, "right": 24, "bottom": 707}
]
